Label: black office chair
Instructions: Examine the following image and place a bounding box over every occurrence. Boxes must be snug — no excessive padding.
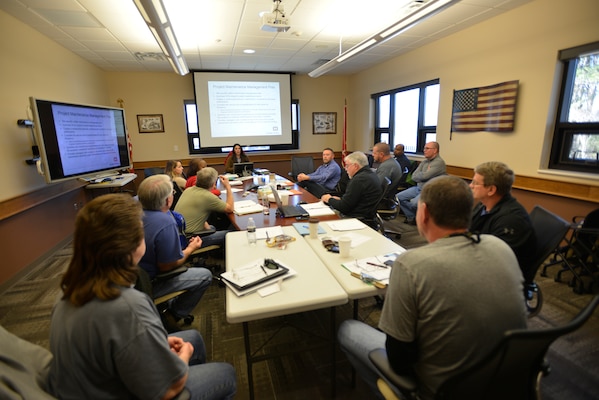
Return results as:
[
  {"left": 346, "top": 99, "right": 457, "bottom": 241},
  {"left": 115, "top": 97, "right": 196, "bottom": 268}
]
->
[
  {"left": 376, "top": 176, "right": 402, "bottom": 238},
  {"left": 360, "top": 177, "right": 389, "bottom": 235},
  {"left": 524, "top": 206, "right": 571, "bottom": 316},
  {"left": 144, "top": 167, "right": 164, "bottom": 177},
  {"left": 368, "top": 295, "right": 599, "bottom": 400},
  {"left": 288, "top": 156, "right": 314, "bottom": 181},
  {"left": 135, "top": 266, "right": 190, "bottom": 332},
  {"left": 542, "top": 208, "right": 599, "bottom": 294}
]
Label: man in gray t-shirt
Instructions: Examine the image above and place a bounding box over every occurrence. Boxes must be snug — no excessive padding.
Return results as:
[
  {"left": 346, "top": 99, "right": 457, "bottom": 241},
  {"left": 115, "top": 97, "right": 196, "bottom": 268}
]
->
[{"left": 338, "top": 176, "right": 526, "bottom": 400}]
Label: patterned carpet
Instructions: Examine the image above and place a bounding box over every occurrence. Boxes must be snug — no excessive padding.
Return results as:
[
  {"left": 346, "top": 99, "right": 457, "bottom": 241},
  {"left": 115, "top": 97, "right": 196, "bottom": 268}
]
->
[{"left": 1, "top": 218, "right": 598, "bottom": 399}]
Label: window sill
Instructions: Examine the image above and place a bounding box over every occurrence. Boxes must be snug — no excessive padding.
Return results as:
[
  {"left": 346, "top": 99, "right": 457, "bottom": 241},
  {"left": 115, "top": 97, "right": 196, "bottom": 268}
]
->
[{"left": 537, "top": 169, "right": 599, "bottom": 183}]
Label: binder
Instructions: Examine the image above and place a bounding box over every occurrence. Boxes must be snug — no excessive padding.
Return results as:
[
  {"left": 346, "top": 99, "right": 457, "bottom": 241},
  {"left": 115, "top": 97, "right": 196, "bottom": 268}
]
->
[{"left": 221, "top": 258, "right": 289, "bottom": 291}]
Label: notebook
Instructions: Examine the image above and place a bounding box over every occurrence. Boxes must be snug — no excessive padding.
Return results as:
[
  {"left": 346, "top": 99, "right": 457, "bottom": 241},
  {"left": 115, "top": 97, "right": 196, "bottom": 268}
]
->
[{"left": 271, "top": 189, "right": 309, "bottom": 218}]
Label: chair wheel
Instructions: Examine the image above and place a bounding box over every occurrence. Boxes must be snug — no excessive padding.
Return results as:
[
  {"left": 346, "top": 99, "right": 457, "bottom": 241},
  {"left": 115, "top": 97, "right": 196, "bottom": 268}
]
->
[
  {"left": 525, "top": 283, "right": 543, "bottom": 318},
  {"left": 183, "top": 315, "right": 195, "bottom": 325}
]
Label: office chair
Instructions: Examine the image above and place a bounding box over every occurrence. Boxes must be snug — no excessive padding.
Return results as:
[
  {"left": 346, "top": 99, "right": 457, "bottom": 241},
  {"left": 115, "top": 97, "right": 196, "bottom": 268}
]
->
[
  {"left": 376, "top": 176, "right": 402, "bottom": 239},
  {"left": 542, "top": 208, "right": 599, "bottom": 294},
  {"left": 368, "top": 295, "right": 599, "bottom": 400},
  {"left": 144, "top": 167, "right": 164, "bottom": 177},
  {"left": 360, "top": 177, "right": 390, "bottom": 235},
  {"left": 135, "top": 266, "right": 191, "bottom": 332},
  {"left": 523, "top": 206, "right": 571, "bottom": 316},
  {"left": 288, "top": 156, "right": 314, "bottom": 181}
]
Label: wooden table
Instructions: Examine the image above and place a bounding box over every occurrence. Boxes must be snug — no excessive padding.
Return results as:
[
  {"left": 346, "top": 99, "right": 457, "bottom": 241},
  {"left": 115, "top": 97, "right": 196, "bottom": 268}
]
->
[{"left": 218, "top": 175, "right": 340, "bottom": 230}]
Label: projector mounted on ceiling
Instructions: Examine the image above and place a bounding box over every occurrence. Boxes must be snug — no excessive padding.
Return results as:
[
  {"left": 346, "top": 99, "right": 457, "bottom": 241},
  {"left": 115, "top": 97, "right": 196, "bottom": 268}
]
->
[{"left": 260, "top": 0, "right": 290, "bottom": 33}]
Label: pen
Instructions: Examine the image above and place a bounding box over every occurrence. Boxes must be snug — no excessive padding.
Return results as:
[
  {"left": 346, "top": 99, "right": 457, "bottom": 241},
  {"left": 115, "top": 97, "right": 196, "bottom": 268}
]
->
[
  {"left": 260, "top": 264, "right": 267, "bottom": 275},
  {"left": 367, "top": 261, "right": 388, "bottom": 268}
]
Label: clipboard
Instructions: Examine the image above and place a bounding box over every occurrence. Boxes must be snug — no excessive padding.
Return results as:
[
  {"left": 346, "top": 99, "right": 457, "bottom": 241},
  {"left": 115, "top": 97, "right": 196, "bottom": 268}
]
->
[{"left": 221, "top": 258, "right": 289, "bottom": 291}]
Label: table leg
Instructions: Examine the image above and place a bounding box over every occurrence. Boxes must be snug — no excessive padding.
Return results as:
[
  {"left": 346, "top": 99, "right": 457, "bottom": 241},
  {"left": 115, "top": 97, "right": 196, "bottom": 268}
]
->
[
  {"left": 243, "top": 322, "right": 254, "bottom": 400},
  {"left": 330, "top": 306, "right": 336, "bottom": 398}
]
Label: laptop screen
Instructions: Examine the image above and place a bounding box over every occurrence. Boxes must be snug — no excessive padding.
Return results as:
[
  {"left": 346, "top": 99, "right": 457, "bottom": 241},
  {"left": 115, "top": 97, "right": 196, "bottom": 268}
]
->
[{"left": 234, "top": 162, "right": 254, "bottom": 176}]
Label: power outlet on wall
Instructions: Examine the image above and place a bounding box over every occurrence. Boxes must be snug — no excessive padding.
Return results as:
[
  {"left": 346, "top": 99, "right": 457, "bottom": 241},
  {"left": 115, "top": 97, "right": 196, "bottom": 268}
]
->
[{"left": 73, "top": 202, "right": 84, "bottom": 210}]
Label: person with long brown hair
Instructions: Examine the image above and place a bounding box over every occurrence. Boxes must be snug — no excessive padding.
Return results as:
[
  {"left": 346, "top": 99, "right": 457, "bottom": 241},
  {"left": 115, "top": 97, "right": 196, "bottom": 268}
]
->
[{"left": 47, "top": 194, "right": 236, "bottom": 400}]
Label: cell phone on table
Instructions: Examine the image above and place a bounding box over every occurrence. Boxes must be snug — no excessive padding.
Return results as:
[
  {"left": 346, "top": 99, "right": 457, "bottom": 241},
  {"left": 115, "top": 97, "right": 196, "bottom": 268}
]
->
[{"left": 296, "top": 215, "right": 309, "bottom": 221}]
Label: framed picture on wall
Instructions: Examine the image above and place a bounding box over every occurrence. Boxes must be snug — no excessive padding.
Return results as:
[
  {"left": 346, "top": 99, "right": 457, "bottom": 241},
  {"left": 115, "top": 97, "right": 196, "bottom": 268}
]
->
[
  {"left": 312, "top": 112, "right": 337, "bottom": 134},
  {"left": 137, "top": 114, "right": 164, "bottom": 133}
]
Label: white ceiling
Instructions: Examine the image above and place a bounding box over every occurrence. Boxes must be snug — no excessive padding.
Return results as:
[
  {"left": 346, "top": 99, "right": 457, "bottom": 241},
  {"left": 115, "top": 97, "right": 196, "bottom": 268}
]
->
[{"left": 1, "top": 0, "right": 531, "bottom": 76}]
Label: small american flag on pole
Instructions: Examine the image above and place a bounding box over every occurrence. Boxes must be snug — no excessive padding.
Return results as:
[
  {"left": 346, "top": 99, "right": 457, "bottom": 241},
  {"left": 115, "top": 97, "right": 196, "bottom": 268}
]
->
[{"left": 451, "top": 80, "right": 519, "bottom": 133}]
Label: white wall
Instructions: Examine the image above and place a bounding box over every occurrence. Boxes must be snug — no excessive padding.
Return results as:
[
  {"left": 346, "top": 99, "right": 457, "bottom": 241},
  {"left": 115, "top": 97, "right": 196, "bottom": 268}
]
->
[
  {"left": 349, "top": 0, "right": 599, "bottom": 186},
  {"left": 0, "top": 10, "right": 109, "bottom": 202}
]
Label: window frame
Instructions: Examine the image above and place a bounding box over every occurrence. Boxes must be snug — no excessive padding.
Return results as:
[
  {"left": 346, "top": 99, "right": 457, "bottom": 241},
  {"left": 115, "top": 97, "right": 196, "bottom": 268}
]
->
[
  {"left": 184, "top": 99, "right": 300, "bottom": 155},
  {"left": 548, "top": 41, "right": 599, "bottom": 174},
  {"left": 372, "top": 79, "right": 439, "bottom": 154}
]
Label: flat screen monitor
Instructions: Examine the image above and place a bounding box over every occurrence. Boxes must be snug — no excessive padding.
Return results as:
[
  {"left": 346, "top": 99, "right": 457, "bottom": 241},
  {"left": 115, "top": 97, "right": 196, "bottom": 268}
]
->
[
  {"left": 234, "top": 162, "right": 254, "bottom": 177},
  {"left": 29, "top": 97, "right": 132, "bottom": 184}
]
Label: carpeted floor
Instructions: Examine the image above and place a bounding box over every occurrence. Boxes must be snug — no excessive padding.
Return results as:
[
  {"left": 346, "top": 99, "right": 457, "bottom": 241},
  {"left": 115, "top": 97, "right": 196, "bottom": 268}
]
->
[{"left": 0, "top": 217, "right": 598, "bottom": 399}]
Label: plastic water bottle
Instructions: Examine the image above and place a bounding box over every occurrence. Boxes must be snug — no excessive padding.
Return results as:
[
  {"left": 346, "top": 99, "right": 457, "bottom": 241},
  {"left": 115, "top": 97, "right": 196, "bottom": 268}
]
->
[{"left": 247, "top": 217, "right": 257, "bottom": 246}]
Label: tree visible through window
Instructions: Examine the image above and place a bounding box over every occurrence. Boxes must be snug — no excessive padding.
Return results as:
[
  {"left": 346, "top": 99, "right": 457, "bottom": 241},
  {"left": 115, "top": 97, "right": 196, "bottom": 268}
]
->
[{"left": 549, "top": 42, "right": 599, "bottom": 174}]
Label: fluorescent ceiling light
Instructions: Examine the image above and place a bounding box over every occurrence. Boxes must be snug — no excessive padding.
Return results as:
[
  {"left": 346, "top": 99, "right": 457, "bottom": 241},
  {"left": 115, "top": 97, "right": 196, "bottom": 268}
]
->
[
  {"left": 309, "top": 0, "right": 460, "bottom": 78},
  {"left": 133, "top": 0, "right": 189, "bottom": 75}
]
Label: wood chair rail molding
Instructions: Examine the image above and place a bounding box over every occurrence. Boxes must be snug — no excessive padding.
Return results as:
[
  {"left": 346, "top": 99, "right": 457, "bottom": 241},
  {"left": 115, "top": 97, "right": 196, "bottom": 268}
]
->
[
  {"left": 446, "top": 165, "right": 599, "bottom": 204},
  {"left": 2, "top": 160, "right": 597, "bottom": 223},
  {"left": 0, "top": 179, "right": 85, "bottom": 222}
]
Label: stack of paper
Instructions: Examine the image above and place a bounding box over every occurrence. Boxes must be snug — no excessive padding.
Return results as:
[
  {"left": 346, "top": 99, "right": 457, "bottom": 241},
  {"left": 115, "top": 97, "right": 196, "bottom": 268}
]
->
[
  {"left": 233, "top": 200, "right": 263, "bottom": 215},
  {"left": 327, "top": 218, "right": 365, "bottom": 231},
  {"left": 301, "top": 202, "right": 336, "bottom": 216},
  {"left": 341, "top": 253, "right": 402, "bottom": 286}
]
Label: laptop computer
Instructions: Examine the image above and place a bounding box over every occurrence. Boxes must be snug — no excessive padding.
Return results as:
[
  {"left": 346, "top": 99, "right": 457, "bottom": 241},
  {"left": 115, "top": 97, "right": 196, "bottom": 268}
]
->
[{"left": 271, "top": 189, "right": 309, "bottom": 218}]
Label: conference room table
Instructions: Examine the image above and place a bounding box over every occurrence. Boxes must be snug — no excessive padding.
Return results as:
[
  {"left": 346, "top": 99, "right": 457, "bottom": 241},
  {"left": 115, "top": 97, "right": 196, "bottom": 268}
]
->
[
  {"left": 217, "top": 174, "right": 340, "bottom": 230},
  {"left": 220, "top": 173, "right": 407, "bottom": 397},
  {"left": 224, "top": 226, "right": 347, "bottom": 399},
  {"left": 302, "top": 218, "right": 406, "bottom": 318}
]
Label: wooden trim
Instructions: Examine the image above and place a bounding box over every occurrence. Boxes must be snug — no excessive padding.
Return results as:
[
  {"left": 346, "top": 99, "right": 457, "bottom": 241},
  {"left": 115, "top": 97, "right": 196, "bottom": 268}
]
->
[
  {"left": 133, "top": 152, "right": 326, "bottom": 170},
  {"left": 447, "top": 165, "right": 599, "bottom": 204},
  {"left": 0, "top": 179, "right": 85, "bottom": 222}
]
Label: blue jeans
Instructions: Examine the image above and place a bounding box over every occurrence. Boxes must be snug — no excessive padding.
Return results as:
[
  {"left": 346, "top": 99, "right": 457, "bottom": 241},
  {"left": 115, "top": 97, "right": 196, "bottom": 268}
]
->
[
  {"left": 153, "top": 268, "right": 212, "bottom": 318},
  {"left": 338, "top": 320, "right": 404, "bottom": 400},
  {"left": 200, "top": 229, "right": 227, "bottom": 249},
  {"left": 396, "top": 186, "right": 421, "bottom": 221},
  {"left": 170, "top": 330, "right": 237, "bottom": 400}
]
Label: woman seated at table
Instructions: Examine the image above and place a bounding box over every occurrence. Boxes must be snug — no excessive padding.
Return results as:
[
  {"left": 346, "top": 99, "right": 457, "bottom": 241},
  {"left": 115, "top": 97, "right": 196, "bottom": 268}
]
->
[
  {"left": 165, "top": 159, "right": 186, "bottom": 191},
  {"left": 224, "top": 143, "right": 250, "bottom": 173},
  {"left": 185, "top": 158, "right": 207, "bottom": 189},
  {"left": 47, "top": 193, "right": 236, "bottom": 400}
]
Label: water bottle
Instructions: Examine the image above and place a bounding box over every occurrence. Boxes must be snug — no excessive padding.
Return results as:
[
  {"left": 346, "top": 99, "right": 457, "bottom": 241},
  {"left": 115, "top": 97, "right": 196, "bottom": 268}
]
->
[{"left": 247, "top": 217, "right": 256, "bottom": 246}]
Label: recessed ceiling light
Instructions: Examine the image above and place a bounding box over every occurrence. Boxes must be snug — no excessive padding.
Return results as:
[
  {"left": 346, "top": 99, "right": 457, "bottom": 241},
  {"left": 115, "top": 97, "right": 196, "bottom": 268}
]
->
[{"left": 243, "top": 49, "right": 256, "bottom": 54}]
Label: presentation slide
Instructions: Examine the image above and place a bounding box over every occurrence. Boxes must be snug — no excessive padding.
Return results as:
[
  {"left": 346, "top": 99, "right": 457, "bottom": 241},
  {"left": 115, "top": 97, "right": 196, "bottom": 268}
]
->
[
  {"left": 52, "top": 105, "right": 120, "bottom": 175},
  {"left": 193, "top": 72, "right": 293, "bottom": 150}
]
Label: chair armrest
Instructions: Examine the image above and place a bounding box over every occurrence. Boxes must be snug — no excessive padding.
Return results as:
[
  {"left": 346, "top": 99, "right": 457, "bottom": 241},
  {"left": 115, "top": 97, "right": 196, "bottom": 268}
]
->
[
  {"left": 369, "top": 348, "right": 419, "bottom": 395},
  {"left": 186, "top": 227, "right": 216, "bottom": 238},
  {"left": 155, "top": 266, "right": 188, "bottom": 282}
]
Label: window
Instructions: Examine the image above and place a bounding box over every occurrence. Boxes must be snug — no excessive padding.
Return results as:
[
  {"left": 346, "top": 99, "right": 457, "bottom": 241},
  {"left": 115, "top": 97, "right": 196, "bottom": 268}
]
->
[
  {"left": 549, "top": 42, "right": 599, "bottom": 174},
  {"left": 373, "top": 79, "right": 439, "bottom": 153},
  {"left": 184, "top": 99, "right": 300, "bottom": 154}
]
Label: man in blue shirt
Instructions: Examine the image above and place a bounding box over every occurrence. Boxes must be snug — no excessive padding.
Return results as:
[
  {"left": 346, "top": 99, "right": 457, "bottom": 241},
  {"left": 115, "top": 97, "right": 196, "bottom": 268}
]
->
[{"left": 297, "top": 147, "right": 341, "bottom": 198}]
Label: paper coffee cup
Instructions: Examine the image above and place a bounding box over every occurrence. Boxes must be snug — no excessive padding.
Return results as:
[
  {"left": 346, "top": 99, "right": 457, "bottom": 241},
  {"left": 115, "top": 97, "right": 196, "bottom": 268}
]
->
[
  {"left": 338, "top": 236, "right": 351, "bottom": 257},
  {"left": 279, "top": 191, "right": 289, "bottom": 206},
  {"left": 308, "top": 218, "right": 319, "bottom": 239}
]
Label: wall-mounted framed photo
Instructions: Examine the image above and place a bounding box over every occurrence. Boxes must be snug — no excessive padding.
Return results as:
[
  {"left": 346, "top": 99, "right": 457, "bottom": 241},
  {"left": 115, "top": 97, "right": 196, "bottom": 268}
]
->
[
  {"left": 312, "top": 112, "right": 337, "bottom": 134},
  {"left": 137, "top": 114, "right": 164, "bottom": 133}
]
